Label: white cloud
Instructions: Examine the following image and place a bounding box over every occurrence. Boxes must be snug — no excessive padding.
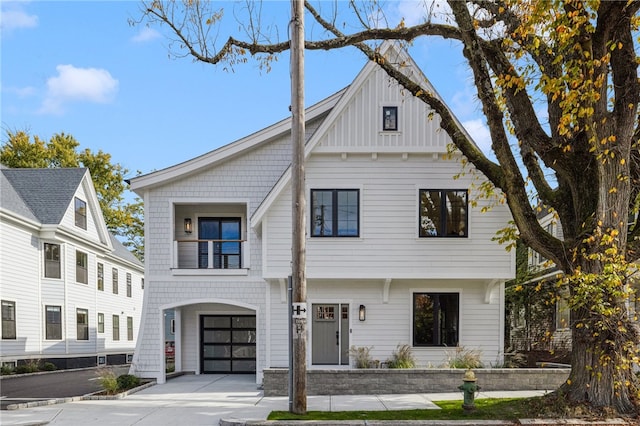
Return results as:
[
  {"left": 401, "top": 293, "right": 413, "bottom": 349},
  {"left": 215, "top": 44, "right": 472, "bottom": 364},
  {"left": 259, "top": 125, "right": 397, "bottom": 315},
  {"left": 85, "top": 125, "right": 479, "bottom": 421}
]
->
[
  {"left": 39, "top": 65, "right": 119, "bottom": 115},
  {"left": 131, "top": 27, "right": 160, "bottom": 43},
  {"left": 1, "top": 8, "right": 38, "bottom": 33},
  {"left": 462, "top": 118, "right": 492, "bottom": 155},
  {"left": 3, "top": 85, "right": 37, "bottom": 98}
]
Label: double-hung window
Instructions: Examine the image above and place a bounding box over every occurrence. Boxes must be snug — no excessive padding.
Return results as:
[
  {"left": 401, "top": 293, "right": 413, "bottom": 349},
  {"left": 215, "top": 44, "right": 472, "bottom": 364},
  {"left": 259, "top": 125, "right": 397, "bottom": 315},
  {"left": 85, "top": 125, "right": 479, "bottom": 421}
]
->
[
  {"left": 127, "top": 316, "right": 134, "bottom": 341},
  {"left": 112, "top": 268, "right": 118, "bottom": 294},
  {"left": 97, "top": 263, "right": 104, "bottom": 291},
  {"left": 75, "top": 197, "right": 87, "bottom": 229},
  {"left": 76, "top": 250, "right": 88, "bottom": 284},
  {"left": 126, "top": 273, "right": 132, "bottom": 297},
  {"left": 311, "top": 189, "right": 359, "bottom": 237},
  {"left": 98, "top": 313, "right": 105, "bottom": 333},
  {"left": 76, "top": 308, "right": 89, "bottom": 340},
  {"left": 419, "top": 189, "right": 468, "bottom": 237},
  {"left": 2, "top": 300, "right": 16, "bottom": 339},
  {"left": 44, "top": 243, "right": 61, "bottom": 278},
  {"left": 112, "top": 315, "right": 120, "bottom": 341},
  {"left": 413, "top": 293, "right": 459, "bottom": 346},
  {"left": 45, "top": 305, "right": 62, "bottom": 340}
]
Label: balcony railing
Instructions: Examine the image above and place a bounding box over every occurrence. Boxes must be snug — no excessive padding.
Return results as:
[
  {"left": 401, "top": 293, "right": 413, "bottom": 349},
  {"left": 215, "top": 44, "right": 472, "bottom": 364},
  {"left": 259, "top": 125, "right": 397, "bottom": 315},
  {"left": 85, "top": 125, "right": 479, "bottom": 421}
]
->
[{"left": 174, "top": 239, "right": 245, "bottom": 270}]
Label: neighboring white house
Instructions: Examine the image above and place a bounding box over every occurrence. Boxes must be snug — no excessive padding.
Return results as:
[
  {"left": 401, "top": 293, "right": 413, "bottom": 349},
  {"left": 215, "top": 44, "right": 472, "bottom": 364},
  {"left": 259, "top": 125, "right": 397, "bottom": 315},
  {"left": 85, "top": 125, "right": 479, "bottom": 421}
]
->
[
  {"left": 129, "top": 42, "right": 514, "bottom": 385},
  {"left": 0, "top": 166, "right": 144, "bottom": 369}
]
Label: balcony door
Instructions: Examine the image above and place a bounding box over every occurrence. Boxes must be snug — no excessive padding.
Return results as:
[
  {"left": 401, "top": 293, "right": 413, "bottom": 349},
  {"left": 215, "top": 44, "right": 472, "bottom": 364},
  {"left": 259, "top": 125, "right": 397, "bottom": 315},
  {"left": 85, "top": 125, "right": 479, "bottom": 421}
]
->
[{"left": 198, "top": 218, "right": 241, "bottom": 269}]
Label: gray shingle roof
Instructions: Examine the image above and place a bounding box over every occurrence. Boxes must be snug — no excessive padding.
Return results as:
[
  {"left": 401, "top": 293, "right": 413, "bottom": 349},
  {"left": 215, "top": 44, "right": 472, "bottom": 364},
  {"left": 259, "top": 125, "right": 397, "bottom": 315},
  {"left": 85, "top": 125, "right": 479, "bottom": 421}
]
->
[
  {"left": 1, "top": 166, "right": 142, "bottom": 268},
  {"left": 1, "top": 167, "right": 86, "bottom": 224}
]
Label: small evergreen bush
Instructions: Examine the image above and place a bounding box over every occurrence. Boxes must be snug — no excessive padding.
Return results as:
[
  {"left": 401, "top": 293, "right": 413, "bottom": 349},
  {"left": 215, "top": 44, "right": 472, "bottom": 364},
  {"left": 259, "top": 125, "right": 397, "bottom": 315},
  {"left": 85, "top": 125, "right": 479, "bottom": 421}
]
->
[
  {"left": 41, "top": 362, "right": 57, "bottom": 371},
  {"left": 117, "top": 374, "right": 140, "bottom": 391}
]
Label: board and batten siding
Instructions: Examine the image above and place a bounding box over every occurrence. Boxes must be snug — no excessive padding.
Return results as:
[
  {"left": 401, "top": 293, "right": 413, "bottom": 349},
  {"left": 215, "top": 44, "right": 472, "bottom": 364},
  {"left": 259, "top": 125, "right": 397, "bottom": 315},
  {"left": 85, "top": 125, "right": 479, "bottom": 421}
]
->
[
  {"left": 314, "top": 67, "right": 451, "bottom": 154},
  {"left": 268, "top": 279, "right": 503, "bottom": 368},
  {"left": 263, "top": 153, "right": 514, "bottom": 280}
]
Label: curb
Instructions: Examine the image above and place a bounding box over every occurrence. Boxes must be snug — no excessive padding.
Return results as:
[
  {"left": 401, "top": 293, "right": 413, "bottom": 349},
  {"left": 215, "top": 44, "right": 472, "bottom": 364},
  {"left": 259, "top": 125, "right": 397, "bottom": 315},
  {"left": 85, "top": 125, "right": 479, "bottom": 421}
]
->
[
  {"left": 4, "top": 380, "right": 156, "bottom": 410},
  {"left": 220, "top": 418, "right": 632, "bottom": 426}
]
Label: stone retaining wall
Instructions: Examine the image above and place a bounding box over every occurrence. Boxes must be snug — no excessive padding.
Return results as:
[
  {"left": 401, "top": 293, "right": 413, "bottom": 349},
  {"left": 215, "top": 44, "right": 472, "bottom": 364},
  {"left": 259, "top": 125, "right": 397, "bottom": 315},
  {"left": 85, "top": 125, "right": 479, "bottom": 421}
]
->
[{"left": 262, "top": 368, "right": 570, "bottom": 397}]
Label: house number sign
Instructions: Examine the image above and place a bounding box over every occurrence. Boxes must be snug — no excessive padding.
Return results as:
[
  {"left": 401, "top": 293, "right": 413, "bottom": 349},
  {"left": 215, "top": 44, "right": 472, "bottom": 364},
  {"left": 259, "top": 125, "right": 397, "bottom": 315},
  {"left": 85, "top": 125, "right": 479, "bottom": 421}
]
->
[{"left": 291, "top": 302, "right": 307, "bottom": 319}]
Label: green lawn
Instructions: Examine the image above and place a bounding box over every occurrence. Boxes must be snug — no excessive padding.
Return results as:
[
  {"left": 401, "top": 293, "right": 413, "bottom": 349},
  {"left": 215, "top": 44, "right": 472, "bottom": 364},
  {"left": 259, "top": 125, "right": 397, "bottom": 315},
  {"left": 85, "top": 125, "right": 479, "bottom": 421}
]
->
[{"left": 268, "top": 398, "right": 534, "bottom": 421}]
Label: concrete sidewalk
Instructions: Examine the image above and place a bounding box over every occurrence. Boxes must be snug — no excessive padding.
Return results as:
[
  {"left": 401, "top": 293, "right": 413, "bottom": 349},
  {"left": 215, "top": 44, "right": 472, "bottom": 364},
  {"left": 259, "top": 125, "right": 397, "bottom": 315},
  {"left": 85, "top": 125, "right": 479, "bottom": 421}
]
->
[{"left": 0, "top": 374, "right": 599, "bottom": 426}]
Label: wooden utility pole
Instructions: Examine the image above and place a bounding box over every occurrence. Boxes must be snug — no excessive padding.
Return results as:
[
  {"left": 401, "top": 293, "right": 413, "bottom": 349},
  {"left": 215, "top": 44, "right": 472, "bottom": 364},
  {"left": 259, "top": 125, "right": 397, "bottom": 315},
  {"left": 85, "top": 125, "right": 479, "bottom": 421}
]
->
[{"left": 289, "top": 0, "right": 307, "bottom": 415}]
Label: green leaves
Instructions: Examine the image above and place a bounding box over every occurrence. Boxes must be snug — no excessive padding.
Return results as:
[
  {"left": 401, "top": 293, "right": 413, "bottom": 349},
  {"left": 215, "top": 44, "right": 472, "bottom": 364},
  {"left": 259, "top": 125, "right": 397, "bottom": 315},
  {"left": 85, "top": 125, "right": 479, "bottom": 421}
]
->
[{"left": 1, "top": 130, "right": 144, "bottom": 260}]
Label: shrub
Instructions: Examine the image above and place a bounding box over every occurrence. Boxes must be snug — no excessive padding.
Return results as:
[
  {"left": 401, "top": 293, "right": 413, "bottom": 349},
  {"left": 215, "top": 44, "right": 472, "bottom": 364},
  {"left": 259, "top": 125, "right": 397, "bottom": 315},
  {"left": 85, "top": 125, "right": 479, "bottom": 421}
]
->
[
  {"left": 117, "top": 374, "right": 140, "bottom": 391},
  {"left": 444, "top": 346, "right": 484, "bottom": 369},
  {"left": 97, "top": 369, "right": 119, "bottom": 394},
  {"left": 41, "top": 362, "right": 57, "bottom": 371},
  {"left": 15, "top": 360, "right": 40, "bottom": 374},
  {"left": 386, "top": 344, "right": 416, "bottom": 369},
  {"left": 349, "top": 346, "right": 376, "bottom": 368},
  {"left": 1, "top": 364, "right": 15, "bottom": 375}
]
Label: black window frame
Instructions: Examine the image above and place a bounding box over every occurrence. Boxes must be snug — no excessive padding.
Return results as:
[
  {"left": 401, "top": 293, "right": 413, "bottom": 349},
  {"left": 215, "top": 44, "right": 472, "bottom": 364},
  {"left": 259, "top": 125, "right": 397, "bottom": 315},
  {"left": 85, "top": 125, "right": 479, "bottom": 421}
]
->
[
  {"left": 76, "top": 250, "right": 88, "bottom": 284},
  {"left": 413, "top": 292, "right": 459, "bottom": 347},
  {"left": 310, "top": 189, "right": 360, "bottom": 237},
  {"left": 45, "top": 305, "right": 62, "bottom": 340},
  {"left": 44, "top": 243, "right": 61, "bottom": 279},
  {"left": 75, "top": 197, "right": 87, "bottom": 230},
  {"left": 76, "top": 308, "right": 89, "bottom": 340},
  {"left": 419, "top": 189, "right": 469, "bottom": 237},
  {"left": 382, "top": 106, "right": 398, "bottom": 131},
  {"left": 197, "top": 217, "right": 243, "bottom": 269},
  {"left": 2, "top": 300, "right": 16, "bottom": 340}
]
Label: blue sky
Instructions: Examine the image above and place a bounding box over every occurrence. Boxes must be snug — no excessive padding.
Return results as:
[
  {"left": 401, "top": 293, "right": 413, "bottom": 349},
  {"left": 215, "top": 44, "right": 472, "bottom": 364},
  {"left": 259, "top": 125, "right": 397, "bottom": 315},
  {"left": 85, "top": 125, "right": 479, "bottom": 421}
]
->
[{"left": 1, "top": 1, "right": 489, "bottom": 179}]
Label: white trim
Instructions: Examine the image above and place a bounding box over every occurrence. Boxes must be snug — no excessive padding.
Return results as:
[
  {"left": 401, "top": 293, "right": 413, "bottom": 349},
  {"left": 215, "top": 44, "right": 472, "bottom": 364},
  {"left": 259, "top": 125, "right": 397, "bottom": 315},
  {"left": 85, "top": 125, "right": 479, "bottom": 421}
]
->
[{"left": 130, "top": 90, "right": 345, "bottom": 193}]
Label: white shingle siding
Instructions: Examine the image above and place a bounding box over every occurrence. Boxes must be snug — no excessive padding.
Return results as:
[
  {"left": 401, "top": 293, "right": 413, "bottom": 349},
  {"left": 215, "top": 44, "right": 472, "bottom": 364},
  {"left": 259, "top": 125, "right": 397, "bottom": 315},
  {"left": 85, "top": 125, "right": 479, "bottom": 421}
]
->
[
  {"left": 131, "top": 42, "right": 513, "bottom": 384},
  {"left": 264, "top": 153, "right": 514, "bottom": 280}
]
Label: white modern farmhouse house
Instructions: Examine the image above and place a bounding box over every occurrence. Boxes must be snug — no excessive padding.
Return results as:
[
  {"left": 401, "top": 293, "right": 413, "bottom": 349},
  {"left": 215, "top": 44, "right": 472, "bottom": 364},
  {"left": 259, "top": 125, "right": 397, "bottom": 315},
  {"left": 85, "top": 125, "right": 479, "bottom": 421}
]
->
[
  {"left": 0, "top": 167, "right": 144, "bottom": 369},
  {"left": 129, "top": 42, "right": 514, "bottom": 385}
]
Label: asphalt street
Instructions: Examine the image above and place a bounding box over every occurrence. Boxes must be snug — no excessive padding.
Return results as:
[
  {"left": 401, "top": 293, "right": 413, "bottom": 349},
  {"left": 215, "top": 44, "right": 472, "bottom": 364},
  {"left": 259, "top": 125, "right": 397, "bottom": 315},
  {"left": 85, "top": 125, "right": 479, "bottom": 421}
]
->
[{"left": 0, "top": 365, "right": 130, "bottom": 409}]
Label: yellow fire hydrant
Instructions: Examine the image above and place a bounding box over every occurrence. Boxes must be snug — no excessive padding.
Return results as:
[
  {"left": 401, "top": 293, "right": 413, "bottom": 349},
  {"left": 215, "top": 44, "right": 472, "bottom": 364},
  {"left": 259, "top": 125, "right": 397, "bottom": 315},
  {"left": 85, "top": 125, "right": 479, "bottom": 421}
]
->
[{"left": 458, "top": 369, "right": 480, "bottom": 413}]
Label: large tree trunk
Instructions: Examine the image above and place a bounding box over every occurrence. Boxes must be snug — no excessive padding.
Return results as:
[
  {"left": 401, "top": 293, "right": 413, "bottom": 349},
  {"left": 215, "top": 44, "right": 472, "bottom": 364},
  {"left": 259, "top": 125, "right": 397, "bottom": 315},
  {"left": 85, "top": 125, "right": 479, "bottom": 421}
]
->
[
  {"left": 565, "top": 310, "right": 639, "bottom": 413},
  {"left": 562, "top": 268, "right": 640, "bottom": 413}
]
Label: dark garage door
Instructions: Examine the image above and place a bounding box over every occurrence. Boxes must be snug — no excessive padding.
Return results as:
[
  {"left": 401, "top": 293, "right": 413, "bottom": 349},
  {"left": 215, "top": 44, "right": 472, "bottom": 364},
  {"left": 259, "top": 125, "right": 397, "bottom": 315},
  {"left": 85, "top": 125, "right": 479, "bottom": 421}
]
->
[{"left": 200, "top": 315, "right": 256, "bottom": 373}]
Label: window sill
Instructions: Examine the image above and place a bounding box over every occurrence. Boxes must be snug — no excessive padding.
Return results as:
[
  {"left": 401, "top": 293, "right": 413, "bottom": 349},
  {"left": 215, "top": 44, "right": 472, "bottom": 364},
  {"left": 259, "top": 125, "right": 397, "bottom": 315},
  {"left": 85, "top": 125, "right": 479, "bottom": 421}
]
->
[{"left": 171, "top": 268, "right": 249, "bottom": 277}]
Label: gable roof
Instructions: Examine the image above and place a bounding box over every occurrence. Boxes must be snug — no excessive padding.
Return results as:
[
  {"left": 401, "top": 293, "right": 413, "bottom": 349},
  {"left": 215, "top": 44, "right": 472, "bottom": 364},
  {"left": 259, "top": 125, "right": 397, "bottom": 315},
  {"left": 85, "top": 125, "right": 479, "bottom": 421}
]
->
[
  {"left": 129, "top": 88, "right": 346, "bottom": 193},
  {"left": 250, "top": 41, "right": 477, "bottom": 227},
  {"left": 1, "top": 166, "right": 142, "bottom": 269},
  {"left": 1, "top": 167, "right": 87, "bottom": 224}
]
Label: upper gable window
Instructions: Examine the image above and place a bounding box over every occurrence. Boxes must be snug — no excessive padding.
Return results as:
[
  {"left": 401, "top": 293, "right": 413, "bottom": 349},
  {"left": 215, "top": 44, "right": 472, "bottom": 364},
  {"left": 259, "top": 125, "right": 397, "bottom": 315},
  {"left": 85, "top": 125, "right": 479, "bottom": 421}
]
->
[
  {"left": 419, "top": 189, "right": 468, "bottom": 237},
  {"left": 75, "top": 197, "right": 87, "bottom": 230},
  {"left": 382, "top": 106, "right": 398, "bottom": 131},
  {"left": 311, "top": 189, "right": 359, "bottom": 237}
]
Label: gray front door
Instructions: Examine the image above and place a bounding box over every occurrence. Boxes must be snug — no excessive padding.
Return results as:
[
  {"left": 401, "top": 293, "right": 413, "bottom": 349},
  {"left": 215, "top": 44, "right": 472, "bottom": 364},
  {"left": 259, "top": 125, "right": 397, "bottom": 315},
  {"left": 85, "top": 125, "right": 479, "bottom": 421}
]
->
[{"left": 312, "top": 304, "right": 349, "bottom": 365}]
